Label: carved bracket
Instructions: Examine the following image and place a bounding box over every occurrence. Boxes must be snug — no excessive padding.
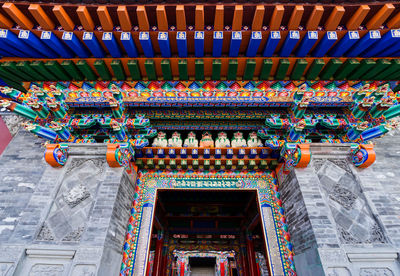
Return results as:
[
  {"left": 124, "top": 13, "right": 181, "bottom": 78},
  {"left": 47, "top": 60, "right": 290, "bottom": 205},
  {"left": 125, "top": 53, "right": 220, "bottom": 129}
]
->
[
  {"left": 280, "top": 143, "right": 311, "bottom": 173},
  {"left": 351, "top": 143, "right": 376, "bottom": 168},
  {"left": 44, "top": 144, "right": 68, "bottom": 167},
  {"left": 106, "top": 143, "right": 135, "bottom": 168}
]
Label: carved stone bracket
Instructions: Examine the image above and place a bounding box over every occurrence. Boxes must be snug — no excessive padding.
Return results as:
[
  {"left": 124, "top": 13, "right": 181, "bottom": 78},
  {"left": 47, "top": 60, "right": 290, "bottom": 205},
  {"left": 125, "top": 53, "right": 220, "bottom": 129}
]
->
[
  {"left": 351, "top": 143, "right": 376, "bottom": 168},
  {"left": 106, "top": 143, "right": 134, "bottom": 168},
  {"left": 44, "top": 143, "right": 68, "bottom": 167},
  {"left": 280, "top": 143, "right": 311, "bottom": 173}
]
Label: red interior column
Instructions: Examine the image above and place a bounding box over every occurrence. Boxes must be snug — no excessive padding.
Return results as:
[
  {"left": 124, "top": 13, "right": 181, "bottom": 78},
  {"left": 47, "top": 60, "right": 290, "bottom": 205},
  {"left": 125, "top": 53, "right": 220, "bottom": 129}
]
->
[
  {"left": 246, "top": 235, "right": 258, "bottom": 276},
  {"left": 152, "top": 232, "right": 164, "bottom": 276}
]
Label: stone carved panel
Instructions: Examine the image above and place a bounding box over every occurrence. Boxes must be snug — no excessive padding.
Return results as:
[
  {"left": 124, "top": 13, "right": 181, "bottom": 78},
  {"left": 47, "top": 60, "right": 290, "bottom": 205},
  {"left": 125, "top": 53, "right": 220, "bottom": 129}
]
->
[
  {"left": 315, "top": 159, "right": 386, "bottom": 244},
  {"left": 63, "top": 185, "right": 90, "bottom": 208},
  {"left": 0, "top": 263, "right": 13, "bottom": 276},
  {"left": 71, "top": 264, "right": 96, "bottom": 276},
  {"left": 327, "top": 267, "right": 351, "bottom": 276},
  {"left": 29, "top": 264, "right": 63, "bottom": 276},
  {"left": 36, "top": 223, "right": 55, "bottom": 241},
  {"left": 360, "top": 268, "right": 394, "bottom": 276}
]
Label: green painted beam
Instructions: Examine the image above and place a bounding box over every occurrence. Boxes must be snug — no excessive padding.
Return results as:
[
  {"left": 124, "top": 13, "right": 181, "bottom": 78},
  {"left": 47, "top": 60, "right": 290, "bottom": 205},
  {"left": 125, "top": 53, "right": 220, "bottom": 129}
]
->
[
  {"left": 363, "top": 59, "right": 391, "bottom": 80},
  {"left": 111, "top": 60, "right": 126, "bottom": 80},
  {"left": 44, "top": 60, "right": 71, "bottom": 81},
  {"left": 275, "top": 59, "right": 290, "bottom": 80},
  {"left": 16, "top": 61, "right": 43, "bottom": 81},
  {"left": 61, "top": 60, "right": 84, "bottom": 81},
  {"left": 1, "top": 62, "right": 32, "bottom": 81},
  {"left": 178, "top": 60, "right": 188, "bottom": 80},
  {"left": 76, "top": 60, "right": 98, "bottom": 81},
  {"left": 161, "top": 60, "right": 172, "bottom": 80},
  {"left": 94, "top": 60, "right": 112, "bottom": 80},
  {"left": 306, "top": 59, "right": 325, "bottom": 80},
  {"left": 333, "top": 59, "right": 359, "bottom": 80},
  {"left": 145, "top": 60, "right": 156, "bottom": 80},
  {"left": 243, "top": 59, "right": 256, "bottom": 80},
  {"left": 319, "top": 59, "right": 342, "bottom": 80},
  {"left": 227, "top": 59, "right": 238, "bottom": 80},
  {"left": 375, "top": 59, "right": 400, "bottom": 80},
  {"left": 347, "top": 59, "right": 376, "bottom": 80},
  {"left": 0, "top": 66, "right": 22, "bottom": 82},
  {"left": 30, "top": 61, "right": 58, "bottom": 81},
  {"left": 195, "top": 59, "right": 204, "bottom": 80},
  {"left": 259, "top": 59, "right": 273, "bottom": 80},
  {"left": 127, "top": 60, "right": 141, "bottom": 80},
  {"left": 212, "top": 59, "right": 221, "bottom": 80},
  {"left": 290, "top": 59, "right": 308, "bottom": 80}
]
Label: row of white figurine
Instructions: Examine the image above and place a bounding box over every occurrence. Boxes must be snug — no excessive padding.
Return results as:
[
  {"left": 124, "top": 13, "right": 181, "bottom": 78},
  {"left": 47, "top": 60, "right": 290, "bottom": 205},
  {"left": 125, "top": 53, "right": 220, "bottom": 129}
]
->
[{"left": 152, "top": 131, "right": 263, "bottom": 148}]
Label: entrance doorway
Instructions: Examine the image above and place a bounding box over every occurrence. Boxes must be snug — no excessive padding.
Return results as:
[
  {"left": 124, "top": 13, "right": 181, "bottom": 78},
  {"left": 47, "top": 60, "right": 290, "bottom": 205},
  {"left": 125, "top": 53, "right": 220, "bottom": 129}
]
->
[{"left": 147, "top": 189, "right": 271, "bottom": 276}]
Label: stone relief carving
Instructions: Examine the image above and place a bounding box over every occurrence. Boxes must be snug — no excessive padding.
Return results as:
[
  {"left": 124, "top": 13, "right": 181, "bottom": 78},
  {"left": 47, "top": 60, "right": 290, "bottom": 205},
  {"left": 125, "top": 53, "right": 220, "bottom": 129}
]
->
[
  {"left": 315, "top": 159, "right": 387, "bottom": 244},
  {"left": 360, "top": 268, "right": 394, "bottom": 276},
  {"left": 29, "top": 264, "right": 63, "bottom": 276},
  {"left": 63, "top": 185, "right": 90, "bottom": 208},
  {"left": 0, "top": 114, "right": 27, "bottom": 137},
  {"left": 71, "top": 264, "right": 96, "bottom": 276},
  {"left": 327, "top": 267, "right": 351, "bottom": 276},
  {"left": 65, "top": 158, "right": 106, "bottom": 176},
  {"left": 36, "top": 223, "right": 55, "bottom": 241},
  {"left": 0, "top": 263, "right": 13, "bottom": 276},
  {"left": 62, "top": 226, "right": 85, "bottom": 242}
]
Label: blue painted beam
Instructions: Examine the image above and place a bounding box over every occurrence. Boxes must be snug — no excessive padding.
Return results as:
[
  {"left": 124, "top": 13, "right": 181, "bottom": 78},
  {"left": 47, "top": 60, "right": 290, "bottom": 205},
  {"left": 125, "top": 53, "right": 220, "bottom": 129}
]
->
[
  {"left": 40, "top": 31, "right": 75, "bottom": 58},
  {"left": 329, "top": 31, "right": 360, "bottom": 57},
  {"left": 82, "top": 32, "right": 105, "bottom": 58},
  {"left": 0, "top": 29, "right": 41, "bottom": 57},
  {"left": 62, "top": 31, "right": 90, "bottom": 58},
  {"left": 229, "top": 31, "right": 242, "bottom": 57},
  {"left": 246, "top": 31, "right": 262, "bottom": 57},
  {"left": 295, "top": 31, "right": 318, "bottom": 57},
  {"left": 280, "top": 31, "right": 300, "bottom": 57},
  {"left": 176, "top": 31, "right": 188, "bottom": 57},
  {"left": 194, "top": 31, "right": 204, "bottom": 57},
  {"left": 18, "top": 30, "right": 58, "bottom": 58},
  {"left": 362, "top": 29, "right": 400, "bottom": 57},
  {"left": 346, "top": 30, "right": 381, "bottom": 57},
  {"left": 263, "top": 31, "right": 281, "bottom": 57},
  {"left": 212, "top": 31, "right": 223, "bottom": 57},
  {"left": 312, "top": 31, "right": 337, "bottom": 57},
  {"left": 102, "top": 32, "right": 122, "bottom": 58},
  {"left": 139, "top": 32, "right": 154, "bottom": 58},
  {"left": 120, "top": 32, "right": 138, "bottom": 58},
  {"left": 158, "top": 32, "right": 171, "bottom": 58}
]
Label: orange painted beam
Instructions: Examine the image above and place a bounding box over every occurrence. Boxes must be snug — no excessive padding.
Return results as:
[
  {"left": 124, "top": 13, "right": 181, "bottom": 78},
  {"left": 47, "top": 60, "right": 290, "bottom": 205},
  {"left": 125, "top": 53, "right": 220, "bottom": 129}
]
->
[
  {"left": 77, "top": 6, "right": 95, "bottom": 31},
  {"left": 156, "top": 5, "right": 168, "bottom": 31},
  {"left": 366, "top": 3, "right": 395, "bottom": 30},
  {"left": 176, "top": 5, "right": 186, "bottom": 31},
  {"left": 117, "top": 6, "right": 132, "bottom": 32},
  {"left": 214, "top": 5, "right": 224, "bottom": 31},
  {"left": 195, "top": 5, "right": 204, "bottom": 31},
  {"left": 53, "top": 5, "right": 75, "bottom": 31},
  {"left": 97, "top": 6, "right": 113, "bottom": 32},
  {"left": 252, "top": 5, "right": 265, "bottom": 31},
  {"left": 325, "top": 6, "right": 345, "bottom": 31},
  {"left": 270, "top": 5, "right": 284, "bottom": 31},
  {"left": 288, "top": 5, "right": 304, "bottom": 30},
  {"left": 28, "top": 4, "right": 54, "bottom": 30},
  {"left": 0, "top": 13, "right": 12, "bottom": 29},
  {"left": 387, "top": 12, "right": 400, "bottom": 29},
  {"left": 137, "top": 6, "right": 149, "bottom": 31},
  {"left": 2, "top": 3, "right": 33, "bottom": 30},
  {"left": 306, "top": 6, "right": 324, "bottom": 30},
  {"left": 346, "top": 5, "right": 370, "bottom": 30},
  {"left": 232, "top": 5, "right": 243, "bottom": 31}
]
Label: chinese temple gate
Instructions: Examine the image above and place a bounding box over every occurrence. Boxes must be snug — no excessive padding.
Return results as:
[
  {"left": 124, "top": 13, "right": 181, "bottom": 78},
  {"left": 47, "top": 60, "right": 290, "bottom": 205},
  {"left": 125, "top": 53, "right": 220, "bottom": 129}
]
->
[{"left": 0, "top": 1, "right": 399, "bottom": 276}]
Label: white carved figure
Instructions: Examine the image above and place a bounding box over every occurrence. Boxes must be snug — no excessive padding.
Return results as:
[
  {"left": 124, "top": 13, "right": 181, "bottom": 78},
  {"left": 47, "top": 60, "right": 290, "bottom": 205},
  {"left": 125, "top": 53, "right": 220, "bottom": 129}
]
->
[
  {"left": 183, "top": 131, "right": 199, "bottom": 147},
  {"left": 168, "top": 131, "right": 183, "bottom": 147},
  {"left": 199, "top": 132, "right": 214, "bottom": 148},
  {"left": 215, "top": 131, "right": 231, "bottom": 148},
  {"left": 247, "top": 131, "right": 263, "bottom": 147},
  {"left": 152, "top": 131, "right": 168, "bottom": 147},
  {"left": 231, "top": 131, "right": 247, "bottom": 148}
]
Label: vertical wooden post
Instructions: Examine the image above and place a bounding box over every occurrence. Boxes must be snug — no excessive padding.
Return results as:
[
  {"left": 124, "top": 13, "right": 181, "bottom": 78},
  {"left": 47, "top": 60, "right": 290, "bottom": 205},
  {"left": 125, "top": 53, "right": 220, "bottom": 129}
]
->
[
  {"left": 77, "top": 6, "right": 95, "bottom": 31},
  {"left": 270, "top": 5, "right": 284, "bottom": 31},
  {"left": 346, "top": 5, "right": 370, "bottom": 30},
  {"left": 117, "top": 6, "right": 132, "bottom": 31},
  {"left": 366, "top": 3, "right": 395, "bottom": 30},
  {"left": 246, "top": 236, "right": 258, "bottom": 276},
  {"left": 325, "top": 6, "right": 345, "bottom": 31},
  {"left": 3, "top": 3, "right": 34, "bottom": 29},
  {"left": 176, "top": 5, "right": 186, "bottom": 31},
  {"left": 288, "top": 5, "right": 304, "bottom": 30},
  {"left": 29, "top": 4, "right": 55, "bottom": 30},
  {"left": 137, "top": 6, "right": 150, "bottom": 31},
  {"left": 53, "top": 5, "right": 75, "bottom": 31},
  {"left": 156, "top": 5, "right": 168, "bottom": 31},
  {"left": 232, "top": 5, "right": 243, "bottom": 31},
  {"left": 195, "top": 5, "right": 204, "bottom": 31},
  {"left": 306, "top": 6, "right": 324, "bottom": 30},
  {"left": 97, "top": 6, "right": 114, "bottom": 31}
]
